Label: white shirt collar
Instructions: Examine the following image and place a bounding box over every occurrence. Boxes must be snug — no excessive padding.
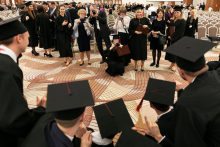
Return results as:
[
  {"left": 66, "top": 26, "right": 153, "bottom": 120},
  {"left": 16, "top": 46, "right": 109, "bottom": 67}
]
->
[
  {"left": 91, "top": 131, "right": 113, "bottom": 146},
  {"left": 64, "top": 134, "right": 74, "bottom": 141},
  {"left": 192, "top": 77, "right": 197, "bottom": 83},
  {"left": 157, "top": 108, "right": 172, "bottom": 119},
  {"left": 0, "top": 45, "right": 17, "bottom": 63}
]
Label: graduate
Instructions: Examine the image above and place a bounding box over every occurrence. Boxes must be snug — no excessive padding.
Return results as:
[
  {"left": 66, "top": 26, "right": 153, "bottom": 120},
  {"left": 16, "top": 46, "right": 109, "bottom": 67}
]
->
[
  {"left": 0, "top": 16, "right": 46, "bottom": 147},
  {"left": 128, "top": 5, "right": 152, "bottom": 71},
  {"left": 164, "top": 37, "right": 220, "bottom": 147},
  {"left": 105, "top": 35, "right": 125, "bottom": 77},
  {"left": 19, "top": 4, "right": 26, "bottom": 24},
  {"left": 24, "top": 1, "right": 39, "bottom": 56},
  {"left": 135, "top": 78, "right": 176, "bottom": 147}
]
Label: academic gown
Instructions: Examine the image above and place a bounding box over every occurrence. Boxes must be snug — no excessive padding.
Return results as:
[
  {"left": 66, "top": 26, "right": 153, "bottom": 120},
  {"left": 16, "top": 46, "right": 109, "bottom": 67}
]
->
[
  {"left": 105, "top": 48, "right": 125, "bottom": 77},
  {"left": 184, "top": 17, "right": 198, "bottom": 38},
  {"left": 128, "top": 17, "right": 152, "bottom": 61},
  {"left": 35, "top": 13, "right": 53, "bottom": 49},
  {"left": 55, "top": 15, "right": 73, "bottom": 58},
  {"left": 19, "top": 11, "right": 26, "bottom": 25},
  {"left": 20, "top": 114, "right": 114, "bottom": 147},
  {"left": 165, "top": 19, "right": 185, "bottom": 63},
  {"left": 173, "top": 71, "right": 220, "bottom": 147},
  {"left": 145, "top": 109, "right": 175, "bottom": 147},
  {"left": 0, "top": 54, "right": 45, "bottom": 147},
  {"left": 25, "top": 11, "right": 39, "bottom": 47}
]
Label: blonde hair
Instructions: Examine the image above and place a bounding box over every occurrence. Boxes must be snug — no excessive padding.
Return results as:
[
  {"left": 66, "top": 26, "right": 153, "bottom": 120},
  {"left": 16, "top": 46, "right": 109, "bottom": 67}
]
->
[
  {"left": 135, "top": 9, "right": 143, "bottom": 18},
  {"left": 173, "top": 10, "right": 184, "bottom": 20},
  {"left": 190, "top": 9, "right": 197, "bottom": 20},
  {"left": 77, "top": 9, "right": 87, "bottom": 16}
]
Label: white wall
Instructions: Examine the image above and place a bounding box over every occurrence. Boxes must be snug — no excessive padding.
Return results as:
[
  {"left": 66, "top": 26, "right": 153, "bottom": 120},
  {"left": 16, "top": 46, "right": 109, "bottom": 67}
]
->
[{"left": 193, "top": 0, "right": 206, "bottom": 7}]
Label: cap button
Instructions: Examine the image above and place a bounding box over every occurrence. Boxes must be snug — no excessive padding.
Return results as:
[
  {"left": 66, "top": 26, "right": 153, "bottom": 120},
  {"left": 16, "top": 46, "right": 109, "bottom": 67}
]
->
[{"left": 187, "top": 46, "right": 191, "bottom": 49}]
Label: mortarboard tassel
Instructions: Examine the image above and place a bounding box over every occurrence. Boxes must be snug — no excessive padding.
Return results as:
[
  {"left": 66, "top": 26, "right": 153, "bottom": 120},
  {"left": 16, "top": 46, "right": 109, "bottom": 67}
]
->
[
  {"left": 105, "top": 103, "right": 114, "bottom": 117},
  {"left": 66, "top": 82, "right": 72, "bottom": 95},
  {"left": 136, "top": 90, "right": 161, "bottom": 111}
]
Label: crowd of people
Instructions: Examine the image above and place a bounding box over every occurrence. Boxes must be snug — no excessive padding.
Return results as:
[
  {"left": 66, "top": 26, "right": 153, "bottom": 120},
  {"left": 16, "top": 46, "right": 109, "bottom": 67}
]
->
[{"left": 1, "top": 1, "right": 220, "bottom": 147}]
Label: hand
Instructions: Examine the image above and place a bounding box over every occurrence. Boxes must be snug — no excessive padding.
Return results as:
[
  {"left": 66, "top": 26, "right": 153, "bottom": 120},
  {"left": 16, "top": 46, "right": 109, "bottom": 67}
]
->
[
  {"left": 75, "top": 123, "right": 87, "bottom": 138},
  {"left": 77, "top": 19, "right": 81, "bottom": 24},
  {"left": 68, "top": 23, "right": 72, "bottom": 28},
  {"left": 143, "top": 25, "right": 148, "bottom": 28},
  {"left": 49, "top": 19, "right": 52, "bottom": 22},
  {"left": 80, "top": 131, "right": 92, "bottom": 147},
  {"left": 62, "top": 21, "right": 68, "bottom": 26},
  {"left": 173, "top": 79, "right": 183, "bottom": 91},
  {"left": 85, "top": 20, "right": 89, "bottom": 25},
  {"left": 135, "top": 31, "right": 142, "bottom": 34},
  {"left": 26, "top": 16, "right": 29, "bottom": 21},
  {"left": 168, "top": 36, "right": 171, "bottom": 40},
  {"left": 36, "top": 93, "right": 47, "bottom": 108},
  {"left": 157, "top": 31, "right": 160, "bottom": 34},
  {"left": 167, "top": 20, "right": 170, "bottom": 23},
  {"left": 195, "top": 32, "right": 198, "bottom": 35}
]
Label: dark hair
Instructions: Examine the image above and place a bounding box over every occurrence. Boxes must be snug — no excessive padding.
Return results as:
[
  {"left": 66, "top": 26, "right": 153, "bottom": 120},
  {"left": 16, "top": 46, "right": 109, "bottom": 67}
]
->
[
  {"left": 0, "top": 37, "right": 14, "bottom": 45},
  {"left": 151, "top": 102, "right": 170, "bottom": 112},
  {"left": 51, "top": 2, "right": 55, "bottom": 5},
  {"left": 42, "top": 2, "right": 48, "bottom": 5},
  {"left": 37, "top": 5, "right": 48, "bottom": 18},
  {"left": 157, "top": 9, "right": 164, "bottom": 17},
  {"left": 55, "top": 1, "right": 59, "bottom": 4},
  {"left": 57, "top": 4, "right": 67, "bottom": 16}
]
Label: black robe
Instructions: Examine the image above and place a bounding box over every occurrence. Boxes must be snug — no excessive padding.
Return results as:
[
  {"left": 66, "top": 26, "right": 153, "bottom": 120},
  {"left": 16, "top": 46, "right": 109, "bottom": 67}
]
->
[
  {"left": 19, "top": 10, "right": 26, "bottom": 25},
  {"left": 55, "top": 15, "right": 73, "bottom": 58},
  {"left": 21, "top": 114, "right": 114, "bottom": 147},
  {"left": 184, "top": 17, "right": 198, "bottom": 38},
  {"left": 35, "top": 13, "right": 53, "bottom": 49},
  {"left": 173, "top": 71, "right": 220, "bottom": 147},
  {"left": 25, "top": 11, "right": 39, "bottom": 47},
  {"left": 0, "top": 54, "right": 45, "bottom": 147},
  {"left": 105, "top": 48, "right": 125, "bottom": 77},
  {"left": 128, "top": 17, "right": 152, "bottom": 61},
  {"left": 165, "top": 19, "right": 185, "bottom": 63}
]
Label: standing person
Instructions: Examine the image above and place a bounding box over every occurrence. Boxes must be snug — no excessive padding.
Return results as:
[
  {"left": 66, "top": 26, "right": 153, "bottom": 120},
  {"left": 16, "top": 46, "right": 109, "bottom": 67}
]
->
[
  {"left": 50, "top": 2, "right": 58, "bottom": 52},
  {"left": 202, "top": 2, "right": 205, "bottom": 10},
  {"left": 148, "top": 4, "right": 156, "bottom": 18},
  {"left": 24, "top": 1, "right": 39, "bottom": 56},
  {"left": 165, "top": 6, "right": 185, "bottom": 72},
  {"left": 89, "top": 5, "right": 111, "bottom": 64},
  {"left": 113, "top": 7, "right": 131, "bottom": 66},
  {"left": 0, "top": 16, "right": 46, "bottom": 147},
  {"left": 43, "top": 2, "right": 51, "bottom": 15},
  {"left": 100, "top": 5, "right": 105, "bottom": 11},
  {"left": 55, "top": 4, "right": 73, "bottom": 66},
  {"left": 150, "top": 9, "right": 166, "bottom": 68},
  {"left": 184, "top": 9, "right": 198, "bottom": 38},
  {"left": 126, "top": 4, "right": 131, "bottom": 12},
  {"left": 35, "top": 5, "right": 53, "bottom": 57},
  {"left": 165, "top": 6, "right": 172, "bottom": 26},
  {"left": 73, "top": 9, "right": 92, "bottom": 66},
  {"left": 129, "top": 5, "right": 152, "bottom": 71},
  {"left": 108, "top": 5, "right": 113, "bottom": 14}
]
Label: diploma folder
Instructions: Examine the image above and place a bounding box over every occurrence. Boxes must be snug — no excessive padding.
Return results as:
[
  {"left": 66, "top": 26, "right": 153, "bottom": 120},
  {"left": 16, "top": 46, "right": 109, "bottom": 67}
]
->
[
  {"left": 136, "top": 24, "right": 150, "bottom": 35},
  {"left": 116, "top": 45, "right": 131, "bottom": 56}
]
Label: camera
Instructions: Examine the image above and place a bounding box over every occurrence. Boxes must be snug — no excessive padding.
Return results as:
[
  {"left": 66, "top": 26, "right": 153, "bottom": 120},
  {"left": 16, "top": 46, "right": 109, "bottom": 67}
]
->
[
  {"left": 92, "top": 10, "right": 96, "bottom": 15},
  {"left": 119, "top": 17, "right": 123, "bottom": 21},
  {"left": 115, "top": 43, "right": 120, "bottom": 47},
  {"left": 80, "top": 18, "right": 86, "bottom": 23}
]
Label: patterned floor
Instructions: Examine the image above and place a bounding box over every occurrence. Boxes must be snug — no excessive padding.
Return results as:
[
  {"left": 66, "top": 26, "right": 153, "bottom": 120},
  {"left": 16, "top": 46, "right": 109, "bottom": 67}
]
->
[{"left": 19, "top": 43, "right": 220, "bottom": 143}]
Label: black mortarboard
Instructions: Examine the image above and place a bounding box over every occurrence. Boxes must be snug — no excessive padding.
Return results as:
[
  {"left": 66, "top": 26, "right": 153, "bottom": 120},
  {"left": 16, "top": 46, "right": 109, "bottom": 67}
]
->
[
  {"left": 93, "top": 98, "right": 134, "bottom": 138},
  {"left": 19, "top": 4, "right": 25, "bottom": 9},
  {"left": 115, "top": 126, "right": 162, "bottom": 147},
  {"left": 72, "top": 2, "right": 77, "bottom": 6},
  {"left": 164, "top": 37, "right": 216, "bottom": 72},
  {"left": 65, "top": 3, "right": 69, "bottom": 5},
  {"left": 174, "top": 6, "right": 184, "bottom": 11},
  {"left": 0, "top": 16, "right": 28, "bottom": 41},
  {"left": 24, "top": 1, "right": 32, "bottom": 6},
  {"left": 46, "top": 80, "right": 95, "bottom": 120},
  {"left": 111, "top": 34, "right": 119, "bottom": 40},
  {"left": 136, "top": 78, "right": 175, "bottom": 111},
  {"left": 132, "top": 4, "right": 144, "bottom": 11}
]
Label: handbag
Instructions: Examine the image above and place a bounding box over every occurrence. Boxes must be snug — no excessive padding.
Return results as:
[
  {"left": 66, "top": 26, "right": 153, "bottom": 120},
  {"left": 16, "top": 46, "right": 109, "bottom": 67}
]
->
[{"left": 158, "top": 35, "right": 167, "bottom": 45}]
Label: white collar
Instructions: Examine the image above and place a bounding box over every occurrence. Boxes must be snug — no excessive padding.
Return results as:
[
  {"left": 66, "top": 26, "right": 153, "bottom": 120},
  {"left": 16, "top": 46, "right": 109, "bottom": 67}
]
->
[
  {"left": 0, "top": 45, "right": 17, "bottom": 63},
  {"left": 157, "top": 108, "right": 172, "bottom": 119},
  {"left": 91, "top": 131, "right": 113, "bottom": 146},
  {"left": 64, "top": 134, "right": 74, "bottom": 141},
  {"left": 191, "top": 77, "right": 197, "bottom": 83}
]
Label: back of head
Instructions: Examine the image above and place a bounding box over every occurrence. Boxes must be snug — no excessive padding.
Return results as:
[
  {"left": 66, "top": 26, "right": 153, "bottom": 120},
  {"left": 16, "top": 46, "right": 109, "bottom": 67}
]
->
[
  {"left": 151, "top": 4, "right": 153, "bottom": 6},
  {"left": 151, "top": 102, "right": 170, "bottom": 112}
]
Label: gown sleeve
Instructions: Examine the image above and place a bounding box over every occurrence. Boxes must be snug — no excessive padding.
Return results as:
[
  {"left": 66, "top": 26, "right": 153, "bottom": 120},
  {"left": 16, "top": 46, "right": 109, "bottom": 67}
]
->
[
  {"left": 35, "top": 14, "right": 40, "bottom": 32},
  {"left": 128, "top": 18, "right": 135, "bottom": 37},
  {"left": 55, "top": 16, "right": 64, "bottom": 32},
  {"left": 0, "top": 74, "right": 45, "bottom": 138}
]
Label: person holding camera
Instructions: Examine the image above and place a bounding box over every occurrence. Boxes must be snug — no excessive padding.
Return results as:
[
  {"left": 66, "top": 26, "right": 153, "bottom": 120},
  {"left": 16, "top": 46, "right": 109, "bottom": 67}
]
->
[
  {"left": 89, "top": 5, "right": 111, "bottom": 64},
  {"left": 55, "top": 4, "right": 73, "bottom": 66},
  {"left": 150, "top": 9, "right": 166, "bottom": 68},
  {"left": 73, "top": 9, "right": 92, "bottom": 66},
  {"left": 113, "top": 7, "right": 131, "bottom": 66}
]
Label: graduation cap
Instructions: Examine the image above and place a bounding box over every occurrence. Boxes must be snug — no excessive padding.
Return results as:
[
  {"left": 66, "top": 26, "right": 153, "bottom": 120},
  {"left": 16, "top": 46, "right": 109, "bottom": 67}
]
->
[
  {"left": 93, "top": 98, "right": 134, "bottom": 139},
  {"left": 72, "top": 2, "right": 77, "bottom": 6},
  {"left": 174, "top": 5, "right": 184, "bottom": 11},
  {"left": 115, "top": 126, "right": 162, "bottom": 147},
  {"left": 136, "top": 78, "right": 176, "bottom": 111},
  {"left": 46, "top": 80, "right": 95, "bottom": 120},
  {"left": 111, "top": 34, "right": 119, "bottom": 40},
  {"left": 65, "top": 3, "right": 69, "bottom": 5},
  {"left": 164, "top": 37, "right": 216, "bottom": 72},
  {"left": 19, "top": 4, "right": 25, "bottom": 9},
  {"left": 151, "top": 12, "right": 157, "bottom": 16},
  {"left": 24, "top": 1, "right": 32, "bottom": 6},
  {"left": 0, "top": 16, "right": 28, "bottom": 41},
  {"left": 132, "top": 4, "right": 144, "bottom": 11}
]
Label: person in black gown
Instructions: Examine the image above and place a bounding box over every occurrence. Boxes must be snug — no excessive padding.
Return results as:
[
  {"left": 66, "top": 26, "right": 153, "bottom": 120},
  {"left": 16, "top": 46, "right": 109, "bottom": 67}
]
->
[
  {"left": 150, "top": 9, "right": 166, "bottom": 68},
  {"left": 35, "top": 5, "right": 53, "bottom": 57},
  {"left": 165, "top": 6, "right": 185, "bottom": 72},
  {"left": 0, "top": 16, "right": 46, "bottom": 147},
  {"left": 55, "top": 4, "right": 73, "bottom": 66},
  {"left": 24, "top": 1, "right": 39, "bottom": 56},
  {"left": 73, "top": 9, "right": 92, "bottom": 66},
  {"left": 184, "top": 9, "right": 198, "bottom": 38},
  {"left": 106, "top": 35, "right": 125, "bottom": 77},
  {"left": 128, "top": 5, "right": 152, "bottom": 71}
]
